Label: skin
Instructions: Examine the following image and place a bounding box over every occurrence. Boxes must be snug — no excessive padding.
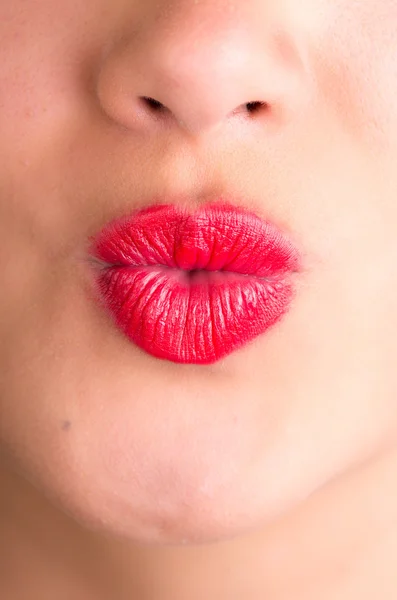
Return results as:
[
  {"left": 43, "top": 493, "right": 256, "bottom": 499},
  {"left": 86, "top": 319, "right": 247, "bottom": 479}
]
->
[{"left": 1, "top": 0, "right": 397, "bottom": 597}]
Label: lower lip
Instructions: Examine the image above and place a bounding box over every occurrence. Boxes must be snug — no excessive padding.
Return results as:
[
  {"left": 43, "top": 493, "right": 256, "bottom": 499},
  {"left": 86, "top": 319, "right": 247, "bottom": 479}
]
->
[{"left": 91, "top": 203, "right": 300, "bottom": 364}]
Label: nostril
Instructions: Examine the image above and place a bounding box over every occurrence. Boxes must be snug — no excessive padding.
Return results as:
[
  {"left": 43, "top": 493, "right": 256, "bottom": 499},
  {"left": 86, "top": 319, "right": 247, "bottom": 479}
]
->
[
  {"left": 245, "top": 101, "right": 267, "bottom": 114},
  {"left": 231, "top": 101, "right": 268, "bottom": 118},
  {"left": 142, "top": 97, "right": 267, "bottom": 117},
  {"left": 141, "top": 96, "right": 166, "bottom": 111}
]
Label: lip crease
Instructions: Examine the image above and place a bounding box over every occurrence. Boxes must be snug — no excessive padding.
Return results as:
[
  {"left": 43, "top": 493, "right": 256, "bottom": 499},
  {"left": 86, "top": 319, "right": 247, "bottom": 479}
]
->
[{"left": 89, "top": 201, "right": 301, "bottom": 364}]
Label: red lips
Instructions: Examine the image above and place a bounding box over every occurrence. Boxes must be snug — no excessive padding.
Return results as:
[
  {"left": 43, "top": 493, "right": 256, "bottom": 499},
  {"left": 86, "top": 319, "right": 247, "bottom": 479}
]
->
[{"left": 90, "top": 202, "right": 300, "bottom": 364}]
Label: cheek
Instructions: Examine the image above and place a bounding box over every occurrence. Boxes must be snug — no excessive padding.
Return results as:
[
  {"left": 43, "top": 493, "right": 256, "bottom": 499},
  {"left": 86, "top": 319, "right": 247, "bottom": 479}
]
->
[
  {"left": 311, "top": 0, "right": 397, "bottom": 151},
  {"left": 0, "top": 0, "right": 105, "bottom": 162}
]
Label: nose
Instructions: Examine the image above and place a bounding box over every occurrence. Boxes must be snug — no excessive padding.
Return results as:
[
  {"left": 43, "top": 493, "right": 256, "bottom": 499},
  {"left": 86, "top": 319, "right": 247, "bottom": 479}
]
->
[{"left": 96, "top": 1, "right": 308, "bottom": 136}]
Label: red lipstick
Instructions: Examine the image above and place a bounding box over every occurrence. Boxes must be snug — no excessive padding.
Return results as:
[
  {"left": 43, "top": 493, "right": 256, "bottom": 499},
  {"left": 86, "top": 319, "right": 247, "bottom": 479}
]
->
[{"left": 90, "top": 202, "right": 300, "bottom": 364}]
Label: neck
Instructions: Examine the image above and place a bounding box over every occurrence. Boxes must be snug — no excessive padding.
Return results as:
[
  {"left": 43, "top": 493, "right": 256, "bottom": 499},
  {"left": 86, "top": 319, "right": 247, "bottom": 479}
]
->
[{"left": 1, "top": 446, "right": 397, "bottom": 600}]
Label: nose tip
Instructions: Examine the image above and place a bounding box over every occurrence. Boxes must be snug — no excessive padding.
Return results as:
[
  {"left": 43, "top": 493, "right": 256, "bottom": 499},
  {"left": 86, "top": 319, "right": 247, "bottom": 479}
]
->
[{"left": 96, "top": 3, "right": 305, "bottom": 135}]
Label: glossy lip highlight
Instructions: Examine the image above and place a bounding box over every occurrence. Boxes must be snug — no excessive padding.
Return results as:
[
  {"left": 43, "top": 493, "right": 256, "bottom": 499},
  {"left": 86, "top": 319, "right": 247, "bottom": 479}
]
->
[{"left": 90, "top": 202, "right": 301, "bottom": 364}]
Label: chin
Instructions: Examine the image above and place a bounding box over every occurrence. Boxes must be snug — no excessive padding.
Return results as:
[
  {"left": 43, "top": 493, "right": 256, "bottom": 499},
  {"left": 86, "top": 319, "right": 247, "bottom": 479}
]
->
[
  {"left": 1, "top": 360, "right": 354, "bottom": 547},
  {"left": 10, "top": 414, "right": 326, "bottom": 547}
]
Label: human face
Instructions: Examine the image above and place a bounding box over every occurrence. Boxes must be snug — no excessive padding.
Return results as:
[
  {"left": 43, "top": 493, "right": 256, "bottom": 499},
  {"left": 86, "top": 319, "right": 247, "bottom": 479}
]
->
[{"left": 1, "top": 0, "right": 397, "bottom": 545}]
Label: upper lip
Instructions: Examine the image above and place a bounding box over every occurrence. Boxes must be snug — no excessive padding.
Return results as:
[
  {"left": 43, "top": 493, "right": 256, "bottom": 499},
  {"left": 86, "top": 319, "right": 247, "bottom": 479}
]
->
[{"left": 90, "top": 201, "right": 300, "bottom": 277}]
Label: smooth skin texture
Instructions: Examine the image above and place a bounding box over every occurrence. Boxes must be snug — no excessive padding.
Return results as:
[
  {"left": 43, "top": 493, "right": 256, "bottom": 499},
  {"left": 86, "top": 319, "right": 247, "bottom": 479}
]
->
[{"left": 1, "top": 0, "right": 397, "bottom": 598}]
